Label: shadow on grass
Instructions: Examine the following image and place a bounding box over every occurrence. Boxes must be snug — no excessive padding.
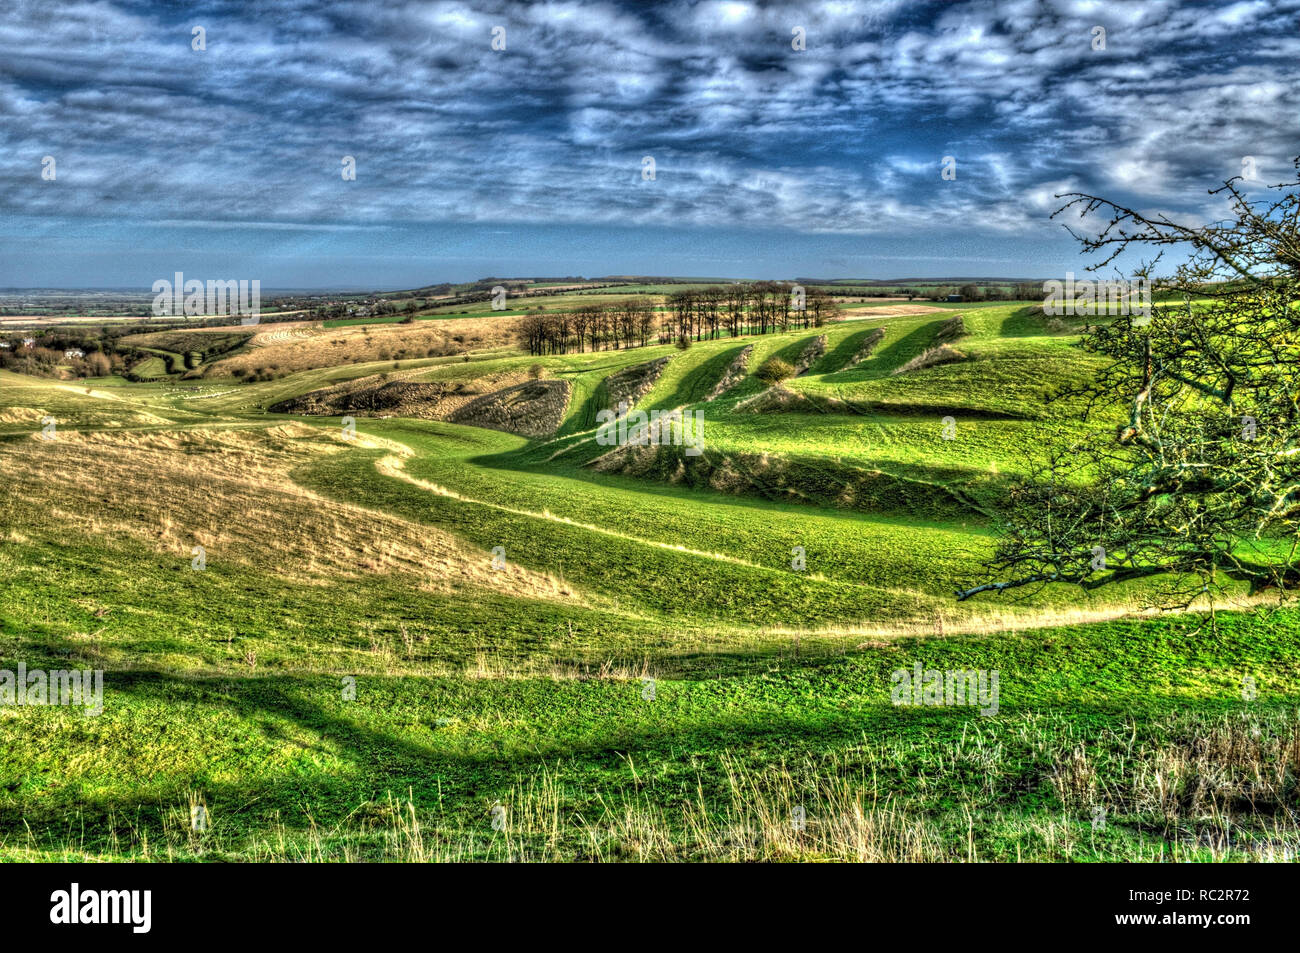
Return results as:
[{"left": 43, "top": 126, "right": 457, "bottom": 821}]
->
[
  {"left": 820, "top": 320, "right": 943, "bottom": 384},
  {"left": 644, "top": 343, "right": 747, "bottom": 412},
  {"left": 805, "top": 327, "right": 875, "bottom": 376},
  {"left": 4, "top": 656, "right": 1275, "bottom": 857},
  {"left": 0, "top": 666, "right": 914, "bottom": 845}
]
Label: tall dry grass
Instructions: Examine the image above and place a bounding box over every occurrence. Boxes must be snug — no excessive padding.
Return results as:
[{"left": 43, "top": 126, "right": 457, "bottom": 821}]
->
[{"left": 8, "top": 710, "right": 1289, "bottom": 863}]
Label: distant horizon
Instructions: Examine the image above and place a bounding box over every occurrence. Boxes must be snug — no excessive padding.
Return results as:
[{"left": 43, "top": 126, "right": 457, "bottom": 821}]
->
[
  {"left": 0, "top": 274, "right": 1072, "bottom": 295},
  {"left": 0, "top": 215, "right": 1147, "bottom": 289}
]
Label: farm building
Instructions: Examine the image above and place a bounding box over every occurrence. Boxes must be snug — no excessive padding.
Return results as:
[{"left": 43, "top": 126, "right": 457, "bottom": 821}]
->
[{"left": 946, "top": 294, "right": 963, "bottom": 302}]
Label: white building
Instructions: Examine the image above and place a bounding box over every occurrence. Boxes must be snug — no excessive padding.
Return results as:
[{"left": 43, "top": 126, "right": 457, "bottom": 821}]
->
[{"left": 64, "top": 348, "right": 85, "bottom": 359}]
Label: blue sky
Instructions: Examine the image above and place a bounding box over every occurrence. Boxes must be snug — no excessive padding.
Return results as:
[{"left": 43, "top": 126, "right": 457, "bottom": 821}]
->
[{"left": 2, "top": 0, "right": 1298, "bottom": 288}]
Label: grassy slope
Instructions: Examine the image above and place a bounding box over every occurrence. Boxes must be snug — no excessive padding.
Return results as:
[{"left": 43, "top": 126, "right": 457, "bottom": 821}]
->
[{"left": 2, "top": 305, "right": 1297, "bottom": 861}]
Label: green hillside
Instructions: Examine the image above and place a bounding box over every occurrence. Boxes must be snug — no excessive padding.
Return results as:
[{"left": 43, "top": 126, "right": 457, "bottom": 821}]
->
[{"left": 1, "top": 303, "right": 1296, "bottom": 862}]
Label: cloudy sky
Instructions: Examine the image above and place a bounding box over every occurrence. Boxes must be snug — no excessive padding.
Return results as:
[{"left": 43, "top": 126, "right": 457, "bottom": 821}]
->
[{"left": 2, "top": 0, "right": 1298, "bottom": 288}]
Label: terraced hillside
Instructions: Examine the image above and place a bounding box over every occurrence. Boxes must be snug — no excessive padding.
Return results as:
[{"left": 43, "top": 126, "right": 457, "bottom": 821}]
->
[{"left": 1, "top": 303, "right": 1297, "bottom": 862}]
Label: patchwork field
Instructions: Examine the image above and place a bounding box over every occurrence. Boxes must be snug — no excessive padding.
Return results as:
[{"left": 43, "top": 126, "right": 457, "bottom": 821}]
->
[{"left": 2, "top": 303, "right": 1297, "bottom": 862}]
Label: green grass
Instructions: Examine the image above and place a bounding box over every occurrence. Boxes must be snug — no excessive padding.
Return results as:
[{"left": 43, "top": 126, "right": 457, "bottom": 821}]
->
[
  {"left": 2, "top": 303, "right": 1298, "bottom": 861},
  {"left": 127, "top": 355, "right": 170, "bottom": 379}
]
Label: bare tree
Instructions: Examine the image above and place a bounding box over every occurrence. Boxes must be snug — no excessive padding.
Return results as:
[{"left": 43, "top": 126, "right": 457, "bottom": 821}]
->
[{"left": 958, "top": 158, "right": 1300, "bottom": 607}]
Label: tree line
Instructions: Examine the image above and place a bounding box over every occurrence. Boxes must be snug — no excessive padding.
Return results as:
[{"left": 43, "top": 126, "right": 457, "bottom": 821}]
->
[
  {"left": 519, "top": 298, "right": 657, "bottom": 355},
  {"left": 518, "top": 283, "right": 839, "bottom": 356}
]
